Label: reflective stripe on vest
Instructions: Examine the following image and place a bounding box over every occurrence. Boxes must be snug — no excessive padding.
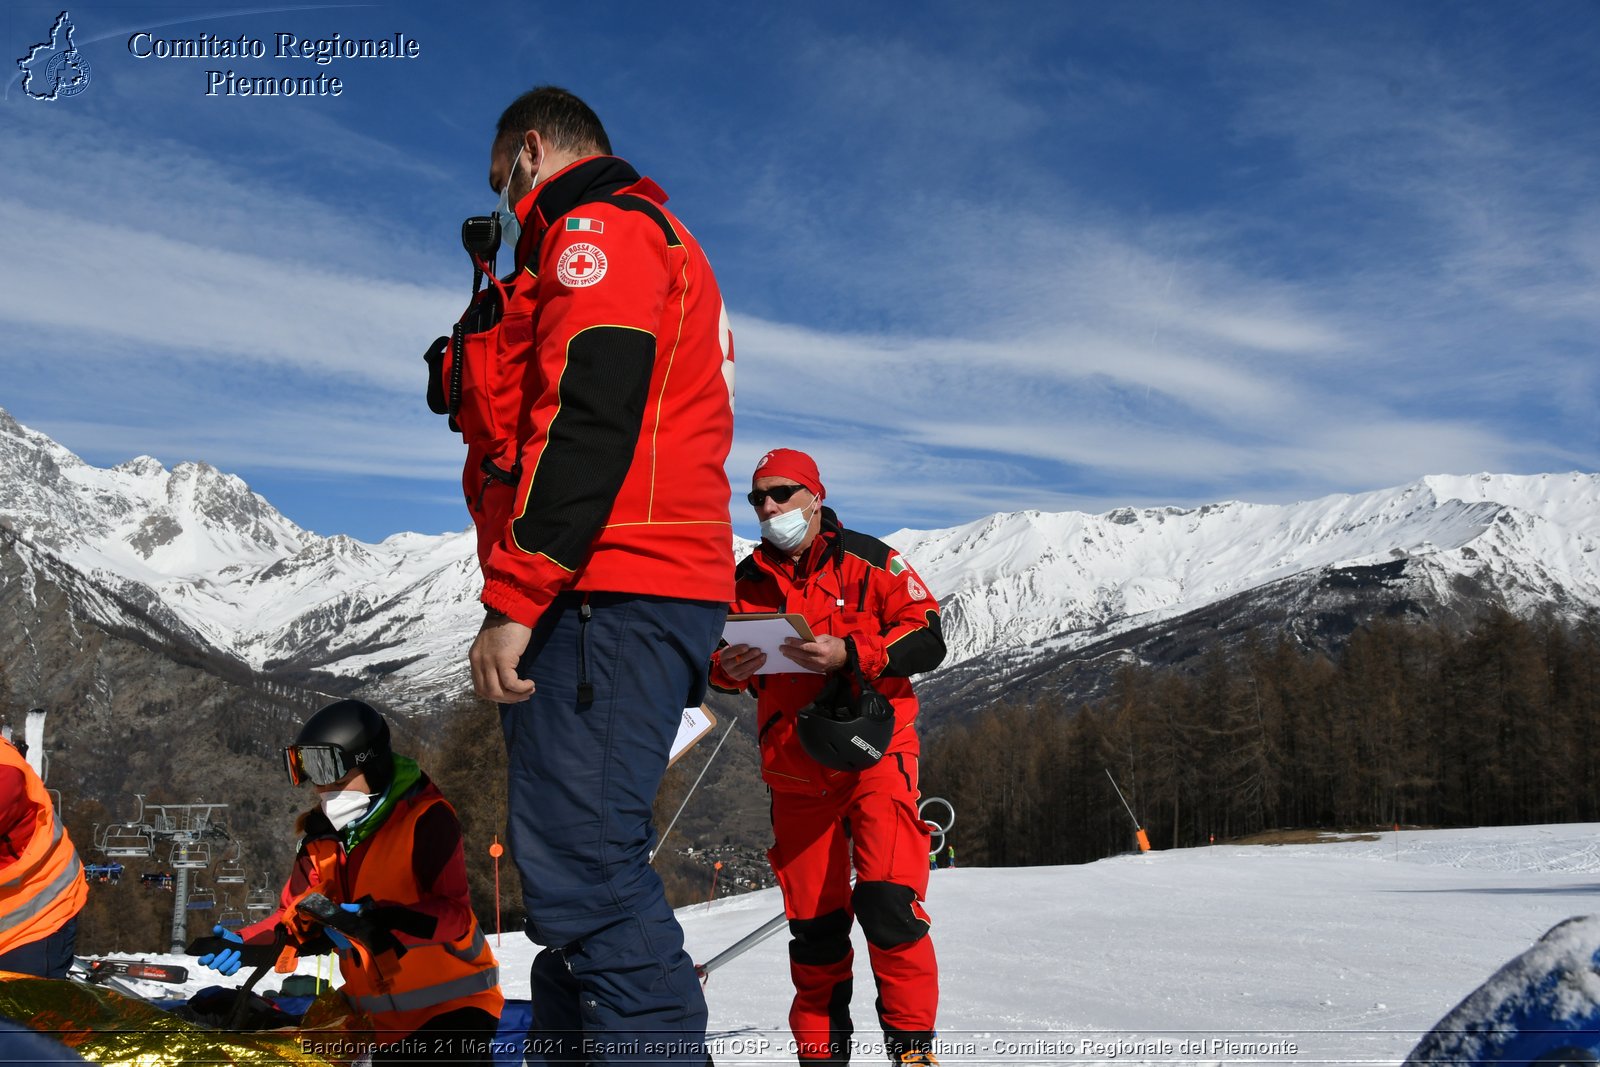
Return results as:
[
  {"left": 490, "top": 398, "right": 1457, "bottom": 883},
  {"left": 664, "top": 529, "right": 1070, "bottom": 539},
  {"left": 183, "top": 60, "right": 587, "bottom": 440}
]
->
[
  {"left": 0, "top": 816, "right": 64, "bottom": 890},
  {"left": 2, "top": 849, "right": 82, "bottom": 927},
  {"left": 350, "top": 964, "right": 501, "bottom": 1016}
]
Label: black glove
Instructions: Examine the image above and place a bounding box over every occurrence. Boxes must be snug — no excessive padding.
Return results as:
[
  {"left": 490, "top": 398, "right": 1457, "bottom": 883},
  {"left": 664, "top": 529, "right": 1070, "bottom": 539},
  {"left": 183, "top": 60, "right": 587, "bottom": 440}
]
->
[{"left": 294, "top": 893, "right": 408, "bottom": 959}]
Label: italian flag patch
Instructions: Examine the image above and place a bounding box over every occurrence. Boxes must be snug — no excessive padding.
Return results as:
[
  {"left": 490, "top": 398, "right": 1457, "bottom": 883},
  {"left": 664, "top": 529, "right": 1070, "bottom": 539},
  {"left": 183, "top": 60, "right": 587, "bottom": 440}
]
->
[
  {"left": 889, "top": 557, "right": 908, "bottom": 576},
  {"left": 566, "top": 217, "right": 605, "bottom": 233}
]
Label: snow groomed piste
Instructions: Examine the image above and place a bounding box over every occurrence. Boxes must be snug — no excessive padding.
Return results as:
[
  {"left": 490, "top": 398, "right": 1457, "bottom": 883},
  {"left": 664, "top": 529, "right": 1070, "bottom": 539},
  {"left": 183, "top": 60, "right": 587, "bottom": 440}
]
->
[{"left": 8, "top": 824, "right": 1600, "bottom": 1064}]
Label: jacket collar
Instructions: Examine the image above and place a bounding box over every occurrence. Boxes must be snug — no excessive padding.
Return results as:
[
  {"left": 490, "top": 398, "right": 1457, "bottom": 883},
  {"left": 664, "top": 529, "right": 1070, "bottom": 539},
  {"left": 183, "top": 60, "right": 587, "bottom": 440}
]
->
[{"left": 526, "top": 156, "right": 647, "bottom": 239}]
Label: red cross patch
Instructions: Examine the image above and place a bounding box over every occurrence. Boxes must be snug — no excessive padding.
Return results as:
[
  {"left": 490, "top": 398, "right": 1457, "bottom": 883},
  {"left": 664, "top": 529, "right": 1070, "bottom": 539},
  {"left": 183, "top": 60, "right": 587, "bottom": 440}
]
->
[{"left": 556, "top": 242, "right": 608, "bottom": 288}]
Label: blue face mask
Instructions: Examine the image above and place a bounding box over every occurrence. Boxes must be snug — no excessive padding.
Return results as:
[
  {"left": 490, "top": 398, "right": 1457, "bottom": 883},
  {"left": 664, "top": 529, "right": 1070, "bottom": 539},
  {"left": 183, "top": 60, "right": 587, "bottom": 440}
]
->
[
  {"left": 495, "top": 144, "right": 526, "bottom": 255},
  {"left": 760, "top": 499, "right": 816, "bottom": 553}
]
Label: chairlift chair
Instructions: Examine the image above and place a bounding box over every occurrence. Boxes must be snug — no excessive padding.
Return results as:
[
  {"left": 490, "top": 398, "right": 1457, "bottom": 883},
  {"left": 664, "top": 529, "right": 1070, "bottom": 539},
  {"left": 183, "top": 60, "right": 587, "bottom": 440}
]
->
[
  {"left": 169, "top": 840, "right": 210, "bottom": 869},
  {"left": 245, "top": 886, "right": 275, "bottom": 913},
  {"left": 98, "top": 824, "right": 154, "bottom": 859},
  {"left": 83, "top": 863, "right": 123, "bottom": 885},
  {"left": 216, "top": 843, "right": 246, "bottom": 884},
  {"left": 186, "top": 882, "right": 216, "bottom": 910},
  {"left": 217, "top": 905, "right": 247, "bottom": 929}
]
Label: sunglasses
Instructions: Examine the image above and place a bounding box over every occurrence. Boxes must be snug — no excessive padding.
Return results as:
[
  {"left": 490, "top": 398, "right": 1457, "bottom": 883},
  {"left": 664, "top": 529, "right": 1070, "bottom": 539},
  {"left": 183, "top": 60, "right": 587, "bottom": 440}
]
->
[
  {"left": 283, "top": 744, "right": 351, "bottom": 787},
  {"left": 747, "top": 484, "right": 809, "bottom": 507}
]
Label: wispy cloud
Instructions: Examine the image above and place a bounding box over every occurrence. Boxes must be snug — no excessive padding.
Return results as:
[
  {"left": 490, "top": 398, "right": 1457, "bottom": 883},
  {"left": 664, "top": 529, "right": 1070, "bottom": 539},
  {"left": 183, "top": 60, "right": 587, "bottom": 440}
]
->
[{"left": 2, "top": 3, "right": 1594, "bottom": 545}]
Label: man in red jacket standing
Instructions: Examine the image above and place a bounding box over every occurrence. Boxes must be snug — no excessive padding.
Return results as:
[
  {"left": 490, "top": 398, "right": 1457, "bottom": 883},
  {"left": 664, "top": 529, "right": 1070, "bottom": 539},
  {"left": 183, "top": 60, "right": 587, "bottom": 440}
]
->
[
  {"left": 712, "top": 449, "right": 945, "bottom": 1067},
  {"left": 467, "top": 87, "right": 735, "bottom": 1066}
]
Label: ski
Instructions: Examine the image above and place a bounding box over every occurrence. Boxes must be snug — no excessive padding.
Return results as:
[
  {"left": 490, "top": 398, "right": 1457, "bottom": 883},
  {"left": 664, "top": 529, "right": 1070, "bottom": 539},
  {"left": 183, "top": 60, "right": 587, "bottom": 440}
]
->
[{"left": 77, "top": 958, "right": 190, "bottom": 984}]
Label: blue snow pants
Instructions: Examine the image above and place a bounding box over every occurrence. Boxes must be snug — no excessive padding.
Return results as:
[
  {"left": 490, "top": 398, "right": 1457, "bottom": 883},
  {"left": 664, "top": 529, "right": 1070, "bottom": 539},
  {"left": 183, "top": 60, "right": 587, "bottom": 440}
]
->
[
  {"left": 500, "top": 593, "right": 723, "bottom": 1066},
  {"left": 0, "top": 916, "right": 77, "bottom": 979}
]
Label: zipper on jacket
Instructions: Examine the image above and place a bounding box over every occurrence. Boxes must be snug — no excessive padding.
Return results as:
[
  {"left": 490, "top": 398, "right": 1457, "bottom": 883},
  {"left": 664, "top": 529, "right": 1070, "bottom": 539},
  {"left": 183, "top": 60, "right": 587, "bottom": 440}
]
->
[
  {"left": 757, "top": 710, "right": 783, "bottom": 743},
  {"left": 577, "top": 597, "right": 595, "bottom": 705}
]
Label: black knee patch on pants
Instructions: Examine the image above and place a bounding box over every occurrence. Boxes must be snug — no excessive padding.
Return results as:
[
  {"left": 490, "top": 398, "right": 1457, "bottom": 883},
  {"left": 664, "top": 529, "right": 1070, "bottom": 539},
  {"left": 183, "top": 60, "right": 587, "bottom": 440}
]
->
[
  {"left": 788, "top": 907, "right": 853, "bottom": 966},
  {"left": 852, "top": 881, "right": 929, "bottom": 950}
]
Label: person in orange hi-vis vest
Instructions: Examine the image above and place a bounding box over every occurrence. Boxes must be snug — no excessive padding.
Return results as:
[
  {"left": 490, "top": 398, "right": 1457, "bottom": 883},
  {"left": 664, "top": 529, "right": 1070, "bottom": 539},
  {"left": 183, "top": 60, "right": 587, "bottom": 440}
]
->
[
  {"left": 0, "top": 735, "right": 87, "bottom": 978},
  {"left": 194, "top": 700, "right": 501, "bottom": 1065}
]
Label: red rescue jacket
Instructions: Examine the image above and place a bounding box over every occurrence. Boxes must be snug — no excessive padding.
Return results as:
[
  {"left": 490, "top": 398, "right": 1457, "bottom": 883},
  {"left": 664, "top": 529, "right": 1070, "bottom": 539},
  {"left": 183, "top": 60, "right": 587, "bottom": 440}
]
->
[
  {"left": 471, "top": 155, "right": 736, "bottom": 627},
  {"left": 709, "top": 510, "right": 946, "bottom": 794}
]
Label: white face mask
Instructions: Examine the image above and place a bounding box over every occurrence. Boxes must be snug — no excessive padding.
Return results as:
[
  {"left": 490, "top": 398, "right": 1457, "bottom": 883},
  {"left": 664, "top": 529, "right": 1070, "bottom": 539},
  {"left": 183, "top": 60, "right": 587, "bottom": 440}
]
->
[
  {"left": 319, "top": 789, "right": 374, "bottom": 832},
  {"left": 760, "top": 499, "right": 816, "bottom": 553},
  {"left": 495, "top": 144, "right": 526, "bottom": 255}
]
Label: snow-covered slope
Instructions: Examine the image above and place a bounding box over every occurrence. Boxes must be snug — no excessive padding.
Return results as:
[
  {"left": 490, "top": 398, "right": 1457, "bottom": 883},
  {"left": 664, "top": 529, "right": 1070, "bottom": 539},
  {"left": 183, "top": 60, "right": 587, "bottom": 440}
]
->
[
  {"left": 2, "top": 407, "right": 1596, "bottom": 710},
  {"left": 91, "top": 823, "right": 1600, "bottom": 1065}
]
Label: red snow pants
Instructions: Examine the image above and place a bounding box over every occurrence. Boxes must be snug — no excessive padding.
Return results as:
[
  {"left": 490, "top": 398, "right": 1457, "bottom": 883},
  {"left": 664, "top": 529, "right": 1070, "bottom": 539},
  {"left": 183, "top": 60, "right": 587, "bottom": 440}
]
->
[{"left": 767, "top": 753, "right": 938, "bottom": 1064}]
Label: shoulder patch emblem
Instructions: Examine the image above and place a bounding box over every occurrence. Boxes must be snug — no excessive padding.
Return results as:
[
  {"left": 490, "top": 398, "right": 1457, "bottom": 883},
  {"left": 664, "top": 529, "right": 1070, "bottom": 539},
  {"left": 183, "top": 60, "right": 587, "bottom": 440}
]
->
[
  {"left": 888, "top": 556, "right": 908, "bottom": 576},
  {"left": 565, "top": 217, "right": 605, "bottom": 233},
  {"left": 556, "top": 242, "right": 608, "bottom": 287},
  {"left": 907, "top": 577, "right": 928, "bottom": 601}
]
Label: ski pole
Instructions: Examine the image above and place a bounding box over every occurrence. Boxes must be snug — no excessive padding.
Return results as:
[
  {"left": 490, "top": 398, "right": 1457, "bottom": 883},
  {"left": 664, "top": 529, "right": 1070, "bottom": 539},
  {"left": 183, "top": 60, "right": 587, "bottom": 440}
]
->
[
  {"left": 1105, "top": 768, "right": 1152, "bottom": 852},
  {"left": 694, "top": 911, "right": 789, "bottom": 982},
  {"left": 653, "top": 722, "right": 734, "bottom": 862}
]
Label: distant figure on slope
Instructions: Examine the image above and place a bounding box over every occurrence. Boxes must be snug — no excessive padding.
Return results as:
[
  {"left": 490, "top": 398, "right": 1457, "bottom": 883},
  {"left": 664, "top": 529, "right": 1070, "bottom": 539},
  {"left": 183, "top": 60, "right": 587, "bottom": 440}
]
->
[
  {"left": 193, "top": 700, "right": 501, "bottom": 1064},
  {"left": 0, "top": 733, "right": 86, "bottom": 979},
  {"left": 712, "top": 449, "right": 947, "bottom": 1067}
]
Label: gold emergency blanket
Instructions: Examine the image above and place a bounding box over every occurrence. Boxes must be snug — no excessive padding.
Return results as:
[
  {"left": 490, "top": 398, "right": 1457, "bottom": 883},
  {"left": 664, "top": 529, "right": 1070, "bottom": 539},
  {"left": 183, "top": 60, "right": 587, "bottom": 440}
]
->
[{"left": 0, "top": 971, "right": 368, "bottom": 1065}]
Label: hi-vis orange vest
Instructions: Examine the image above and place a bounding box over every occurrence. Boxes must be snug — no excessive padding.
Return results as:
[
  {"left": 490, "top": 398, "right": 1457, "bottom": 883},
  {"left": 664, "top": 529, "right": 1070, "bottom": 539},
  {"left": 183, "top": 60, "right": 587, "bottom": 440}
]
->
[
  {"left": 299, "top": 786, "right": 501, "bottom": 1038},
  {"left": 0, "top": 740, "right": 86, "bottom": 956}
]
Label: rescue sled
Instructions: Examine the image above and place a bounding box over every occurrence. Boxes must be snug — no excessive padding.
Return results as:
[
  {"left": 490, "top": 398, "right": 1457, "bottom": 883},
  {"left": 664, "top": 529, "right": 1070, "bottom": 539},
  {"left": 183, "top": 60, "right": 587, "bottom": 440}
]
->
[{"left": 1406, "top": 914, "right": 1600, "bottom": 1064}]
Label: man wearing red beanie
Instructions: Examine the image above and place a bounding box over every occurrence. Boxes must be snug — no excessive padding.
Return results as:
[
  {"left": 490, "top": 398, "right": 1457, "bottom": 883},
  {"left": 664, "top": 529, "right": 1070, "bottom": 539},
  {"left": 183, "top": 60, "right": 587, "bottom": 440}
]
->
[{"left": 711, "top": 450, "right": 946, "bottom": 1067}]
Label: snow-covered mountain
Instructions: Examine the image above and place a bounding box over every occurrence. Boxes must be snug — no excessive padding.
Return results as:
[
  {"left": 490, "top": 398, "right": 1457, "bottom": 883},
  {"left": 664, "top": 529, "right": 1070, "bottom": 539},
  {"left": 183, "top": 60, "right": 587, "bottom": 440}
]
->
[
  {"left": 2, "top": 407, "right": 1596, "bottom": 712},
  {"left": 893, "top": 471, "right": 1600, "bottom": 672}
]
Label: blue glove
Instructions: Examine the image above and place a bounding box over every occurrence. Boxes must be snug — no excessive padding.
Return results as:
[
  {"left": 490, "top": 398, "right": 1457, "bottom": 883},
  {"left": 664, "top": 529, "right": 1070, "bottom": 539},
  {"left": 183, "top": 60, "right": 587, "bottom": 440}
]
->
[
  {"left": 322, "top": 902, "right": 364, "bottom": 954},
  {"left": 196, "top": 925, "right": 244, "bottom": 976}
]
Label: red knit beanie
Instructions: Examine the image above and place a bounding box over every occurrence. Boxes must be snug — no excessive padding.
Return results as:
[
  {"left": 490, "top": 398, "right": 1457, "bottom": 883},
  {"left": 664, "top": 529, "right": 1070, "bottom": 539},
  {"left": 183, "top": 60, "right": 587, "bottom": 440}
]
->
[{"left": 752, "top": 448, "right": 824, "bottom": 501}]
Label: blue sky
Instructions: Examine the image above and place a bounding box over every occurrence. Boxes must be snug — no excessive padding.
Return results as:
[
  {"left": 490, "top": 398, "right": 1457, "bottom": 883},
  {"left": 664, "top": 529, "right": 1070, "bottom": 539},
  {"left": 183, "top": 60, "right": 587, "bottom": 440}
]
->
[{"left": 2, "top": 1, "right": 1596, "bottom": 544}]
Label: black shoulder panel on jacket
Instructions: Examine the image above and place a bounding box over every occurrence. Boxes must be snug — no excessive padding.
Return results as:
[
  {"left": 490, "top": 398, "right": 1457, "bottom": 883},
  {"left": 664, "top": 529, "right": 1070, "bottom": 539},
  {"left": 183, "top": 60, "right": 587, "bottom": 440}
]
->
[
  {"left": 839, "top": 529, "right": 893, "bottom": 570},
  {"left": 605, "top": 194, "right": 683, "bottom": 248}
]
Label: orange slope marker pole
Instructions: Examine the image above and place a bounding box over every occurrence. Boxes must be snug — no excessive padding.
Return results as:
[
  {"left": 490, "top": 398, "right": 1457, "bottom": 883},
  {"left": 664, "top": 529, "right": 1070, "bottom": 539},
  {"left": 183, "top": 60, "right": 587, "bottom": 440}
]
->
[
  {"left": 489, "top": 838, "right": 505, "bottom": 947},
  {"left": 706, "top": 861, "right": 723, "bottom": 910},
  {"left": 1106, "top": 768, "right": 1152, "bottom": 852}
]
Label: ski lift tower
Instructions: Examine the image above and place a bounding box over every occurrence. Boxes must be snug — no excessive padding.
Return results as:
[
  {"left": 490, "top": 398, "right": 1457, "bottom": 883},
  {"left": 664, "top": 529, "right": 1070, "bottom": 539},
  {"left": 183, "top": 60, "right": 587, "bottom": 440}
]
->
[{"left": 142, "top": 801, "right": 231, "bottom": 953}]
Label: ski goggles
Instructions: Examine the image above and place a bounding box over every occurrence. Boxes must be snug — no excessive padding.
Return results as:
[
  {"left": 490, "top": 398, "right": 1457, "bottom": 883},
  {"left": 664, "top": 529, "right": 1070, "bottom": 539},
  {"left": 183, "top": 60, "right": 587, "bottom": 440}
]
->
[
  {"left": 282, "top": 744, "right": 351, "bottom": 787},
  {"left": 746, "top": 484, "right": 809, "bottom": 507}
]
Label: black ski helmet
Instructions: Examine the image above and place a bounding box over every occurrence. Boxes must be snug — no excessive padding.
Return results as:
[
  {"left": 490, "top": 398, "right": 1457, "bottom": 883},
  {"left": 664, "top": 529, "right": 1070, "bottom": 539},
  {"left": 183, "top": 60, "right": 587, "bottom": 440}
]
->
[
  {"left": 795, "top": 674, "right": 895, "bottom": 773},
  {"left": 288, "top": 699, "right": 394, "bottom": 793}
]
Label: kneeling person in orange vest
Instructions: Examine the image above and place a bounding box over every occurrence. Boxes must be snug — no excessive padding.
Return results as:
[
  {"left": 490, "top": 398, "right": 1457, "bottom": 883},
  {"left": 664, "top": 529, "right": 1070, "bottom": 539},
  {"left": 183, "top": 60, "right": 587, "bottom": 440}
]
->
[
  {"left": 0, "top": 735, "right": 87, "bottom": 979},
  {"left": 194, "top": 700, "right": 501, "bottom": 1063}
]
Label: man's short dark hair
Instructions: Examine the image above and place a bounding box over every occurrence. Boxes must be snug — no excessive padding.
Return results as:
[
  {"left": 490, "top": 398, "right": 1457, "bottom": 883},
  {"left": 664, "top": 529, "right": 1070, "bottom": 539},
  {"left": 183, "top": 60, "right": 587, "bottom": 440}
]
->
[{"left": 496, "top": 86, "right": 612, "bottom": 158}]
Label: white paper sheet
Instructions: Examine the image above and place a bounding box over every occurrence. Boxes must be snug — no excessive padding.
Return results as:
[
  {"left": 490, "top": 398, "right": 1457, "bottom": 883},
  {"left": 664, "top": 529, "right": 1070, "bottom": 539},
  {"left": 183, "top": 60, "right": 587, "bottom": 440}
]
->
[{"left": 722, "top": 613, "right": 821, "bottom": 674}]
